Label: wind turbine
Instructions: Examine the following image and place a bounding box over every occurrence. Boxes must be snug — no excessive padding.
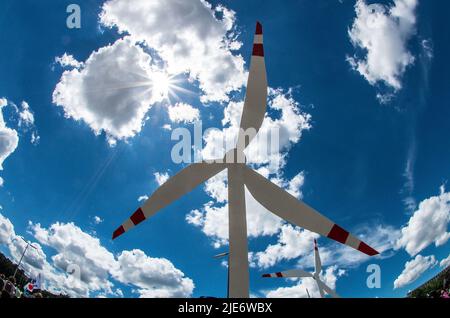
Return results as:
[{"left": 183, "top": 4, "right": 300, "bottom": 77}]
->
[
  {"left": 262, "top": 239, "right": 340, "bottom": 298},
  {"left": 111, "top": 22, "right": 379, "bottom": 298}
]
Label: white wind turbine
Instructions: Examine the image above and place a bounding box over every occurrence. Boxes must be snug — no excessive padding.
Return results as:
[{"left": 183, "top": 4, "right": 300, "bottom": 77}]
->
[
  {"left": 262, "top": 239, "right": 340, "bottom": 298},
  {"left": 111, "top": 22, "right": 379, "bottom": 298}
]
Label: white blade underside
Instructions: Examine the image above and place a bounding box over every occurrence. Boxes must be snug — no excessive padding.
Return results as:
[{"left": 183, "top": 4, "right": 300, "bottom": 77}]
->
[
  {"left": 113, "top": 162, "right": 226, "bottom": 239},
  {"left": 236, "top": 24, "right": 268, "bottom": 149},
  {"left": 316, "top": 279, "right": 340, "bottom": 298},
  {"left": 314, "top": 241, "right": 322, "bottom": 276},
  {"left": 316, "top": 278, "right": 325, "bottom": 298},
  {"left": 263, "top": 269, "right": 313, "bottom": 278},
  {"left": 242, "top": 166, "right": 379, "bottom": 255},
  {"left": 227, "top": 165, "right": 249, "bottom": 298}
]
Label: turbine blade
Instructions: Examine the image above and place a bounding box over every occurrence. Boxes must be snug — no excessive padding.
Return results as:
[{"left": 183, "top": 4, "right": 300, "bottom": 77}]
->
[
  {"left": 316, "top": 278, "right": 325, "bottom": 298},
  {"left": 213, "top": 252, "right": 229, "bottom": 259},
  {"left": 316, "top": 279, "right": 340, "bottom": 298},
  {"left": 112, "top": 162, "right": 226, "bottom": 239},
  {"left": 262, "top": 269, "right": 313, "bottom": 278},
  {"left": 236, "top": 21, "right": 268, "bottom": 149},
  {"left": 314, "top": 239, "right": 322, "bottom": 276},
  {"left": 243, "top": 167, "right": 379, "bottom": 256}
]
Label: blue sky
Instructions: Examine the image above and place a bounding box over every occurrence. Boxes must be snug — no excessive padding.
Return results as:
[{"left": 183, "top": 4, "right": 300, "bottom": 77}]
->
[{"left": 0, "top": 0, "right": 449, "bottom": 298}]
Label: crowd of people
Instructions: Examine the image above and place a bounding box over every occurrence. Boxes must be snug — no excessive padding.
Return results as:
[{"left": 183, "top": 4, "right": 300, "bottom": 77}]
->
[{"left": 0, "top": 273, "right": 43, "bottom": 298}]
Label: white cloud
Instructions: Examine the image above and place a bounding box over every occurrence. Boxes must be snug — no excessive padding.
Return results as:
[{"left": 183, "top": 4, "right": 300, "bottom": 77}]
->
[
  {"left": 168, "top": 103, "right": 200, "bottom": 124},
  {"left": 347, "top": 0, "right": 418, "bottom": 92},
  {"left": 0, "top": 213, "right": 14, "bottom": 245},
  {"left": 30, "top": 221, "right": 117, "bottom": 296},
  {"left": 0, "top": 214, "right": 199, "bottom": 298},
  {"left": 0, "top": 98, "right": 19, "bottom": 170},
  {"left": 187, "top": 184, "right": 301, "bottom": 248},
  {"left": 286, "top": 172, "right": 305, "bottom": 199},
  {"left": 402, "top": 142, "right": 417, "bottom": 211},
  {"left": 100, "top": 0, "right": 246, "bottom": 103},
  {"left": 111, "top": 249, "right": 194, "bottom": 298},
  {"left": 264, "top": 266, "right": 345, "bottom": 298},
  {"left": 253, "top": 223, "right": 400, "bottom": 271},
  {"left": 55, "top": 53, "right": 83, "bottom": 68},
  {"left": 154, "top": 171, "right": 170, "bottom": 186},
  {"left": 202, "top": 88, "right": 311, "bottom": 174},
  {"left": 440, "top": 254, "right": 450, "bottom": 268},
  {"left": 310, "top": 224, "right": 401, "bottom": 269},
  {"left": 421, "top": 39, "right": 433, "bottom": 59},
  {"left": 250, "top": 225, "right": 319, "bottom": 269},
  {"left": 93, "top": 216, "right": 103, "bottom": 225},
  {"left": 395, "top": 185, "right": 450, "bottom": 256},
  {"left": 394, "top": 254, "right": 437, "bottom": 289},
  {"left": 18, "top": 101, "right": 34, "bottom": 127},
  {"left": 138, "top": 195, "right": 149, "bottom": 202},
  {"left": 17, "top": 101, "right": 40, "bottom": 145},
  {"left": 53, "top": 37, "right": 166, "bottom": 145}
]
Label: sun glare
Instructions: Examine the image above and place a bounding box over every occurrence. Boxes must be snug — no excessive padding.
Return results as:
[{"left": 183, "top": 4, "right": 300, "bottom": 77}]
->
[{"left": 152, "top": 71, "right": 173, "bottom": 100}]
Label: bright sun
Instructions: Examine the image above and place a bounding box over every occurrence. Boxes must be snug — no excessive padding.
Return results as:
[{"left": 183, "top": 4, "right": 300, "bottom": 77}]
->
[{"left": 152, "top": 71, "right": 174, "bottom": 101}]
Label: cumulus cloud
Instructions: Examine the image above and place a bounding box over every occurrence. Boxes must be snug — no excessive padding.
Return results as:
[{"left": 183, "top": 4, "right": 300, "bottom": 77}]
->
[
  {"left": 394, "top": 254, "right": 437, "bottom": 289},
  {"left": 347, "top": 0, "right": 418, "bottom": 94},
  {"left": 168, "top": 103, "right": 200, "bottom": 124},
  {"left": 264, "top": 266, "right": 345, "bottom": 298},
  {"left": 93, "top": 216, "right": 103, "bottom": 225},
  {"left": 55, "top": 53, "right": 83, "bottom": 69},
  {"left": 0, "top": 98, "right": 19, "bottom": 170},
  {"left": 202, "top": 89, "right": 311, "bottom": 173},
  {"left": 17, "top": 101, "right": 40, "bottom": 145},
  {"left": 440, "top": 254, "right": 450, "bottom": 268},
  {"left": 53, "top": 37, "right": 166, "bottom": 145},
  {"left": 395, "top": 185, "right": 450, "bottom": 256},
  {"left": 18, "top": 101, "right": 34, "bottom": 127},
  {"left": 0, "top": 213, "right": 14, "bottom": 245},
  {"left": 154, "top": 171, "right": 170, "bottom": 186},
  {"left": 0, "top": 213, "right": 195, "bottom": 298},
  {"left": 254, "top": 223, "right": 400, "bottom": 271},
  {"left": 100, "top": 0, "right": 246, "bottom": 103},
  {"left": 112, "top": 249, "right": 194, "bottom": 298},
  {"left": 250, "top": 225, "right": 319, "bottom": 269},
  {"left": 29, "top": 220, "right": 194, "bottom": 297},
  {"left": 31, "top": 221, "right": 117, "bottom": 296}
]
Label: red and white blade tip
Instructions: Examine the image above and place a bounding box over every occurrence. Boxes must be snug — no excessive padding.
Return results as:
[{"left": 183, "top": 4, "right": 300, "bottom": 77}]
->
[
  {"left": 326, "top": 224, "right": 379, "bottom": 256},
  {"left": 252, "top": 22, "right": 264, "bottom": 57},
  {"left": 112, "top": 207, "right": 147, "bottom": 240},
  {"left": 262, "top": 272, "right": 283, "bottom": 278},
  {"left": 112, "top": 225, "right": 124, "bottom": 240},
  {"left": 255, "top": 21, "right": 263, "bottom": 34}
]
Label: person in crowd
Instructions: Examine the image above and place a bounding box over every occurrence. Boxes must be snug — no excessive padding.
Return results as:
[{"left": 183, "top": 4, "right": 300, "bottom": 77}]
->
[
  {"left": 0, "top": 274, "right": 5, "bottom": 292},
  {"left": 2, "top": 276, "right": 16, "bottom": 298}
]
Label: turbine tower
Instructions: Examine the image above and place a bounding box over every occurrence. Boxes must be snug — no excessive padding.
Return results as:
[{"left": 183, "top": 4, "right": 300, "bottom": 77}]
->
[
  {"left": 112, "top": 22, "right": 379, "bottom": 298},
  {"left": 262, "top": 239, "right": 340, "bottom": 298}
]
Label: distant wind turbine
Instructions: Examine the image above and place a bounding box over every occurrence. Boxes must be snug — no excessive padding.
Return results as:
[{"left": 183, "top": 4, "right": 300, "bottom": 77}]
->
[
  {"left": 111, "top": 22, "right": 378, "bottom": 298},
  {"left": 262, "top": 239, "right": 340, "bottom": 298}
]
